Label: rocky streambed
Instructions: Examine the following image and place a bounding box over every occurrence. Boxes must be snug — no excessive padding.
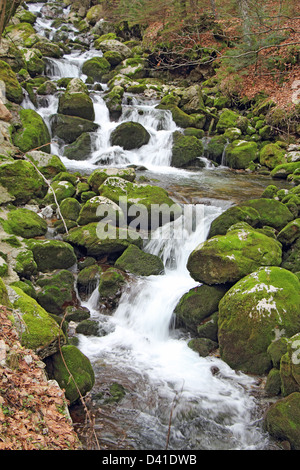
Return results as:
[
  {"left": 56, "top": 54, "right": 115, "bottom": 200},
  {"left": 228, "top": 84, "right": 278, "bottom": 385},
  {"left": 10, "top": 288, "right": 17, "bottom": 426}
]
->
[{"left": 0, "top": 0, "right": 300, "bottom": 451}]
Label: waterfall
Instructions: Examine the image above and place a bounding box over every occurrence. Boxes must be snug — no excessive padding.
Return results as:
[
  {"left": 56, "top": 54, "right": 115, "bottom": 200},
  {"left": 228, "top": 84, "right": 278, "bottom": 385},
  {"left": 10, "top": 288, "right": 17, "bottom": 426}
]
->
[{"left": 25, "top": 2, "right": 271, "bottom": 450}]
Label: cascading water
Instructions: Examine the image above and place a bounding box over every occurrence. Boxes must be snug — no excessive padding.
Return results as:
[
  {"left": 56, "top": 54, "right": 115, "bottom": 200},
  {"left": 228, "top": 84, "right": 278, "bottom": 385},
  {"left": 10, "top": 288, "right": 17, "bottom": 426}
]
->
[{"left": 24, "top": 2, "right": 274, "bottom": 450}]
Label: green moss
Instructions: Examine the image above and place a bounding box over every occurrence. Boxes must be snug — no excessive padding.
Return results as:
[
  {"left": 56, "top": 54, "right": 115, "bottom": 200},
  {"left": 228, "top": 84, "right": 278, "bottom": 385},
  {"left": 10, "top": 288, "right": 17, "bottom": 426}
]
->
[
  {"left": 171, "top": 131, "right": 204, "bottom": 168},
  {"left": 27, "top": 239, "right": 77, "bottom": 272},
  {"left": 0, "top": 277, "right": 12, "bottom": 307},
  {"left": 216, "top": 109, "right": 240, "bottom": 132},
  {"left": 58, "top": 92, "right": 95, "bottom": 121},
  {"left": 188, "top": 226, "right": 282, "bottom": 285},
  {"left": 4, "top": 208, "right": 47, "bottom": 238},
  {"left": 10, "top": 286, "right": 65, "bottom": 359},
  {"left": 44, "top": 345, "right": 95, "bottom": 405},
  {"left": 98, "top": 267, "right": 125, "bottom": 304},
  {"left": 77, "top": 264, "right": 102, "bottom": 294},
  {"left": 43, "top": 180, "right": 76, "bottom": 204},
  {"left": 240, "top": 198, "right": 294, "bottom": 231},
  {"left": 174, "top": 284, "right": 227, "bottom": 334},
  {"left": 87, "top": 167, "right": 135, "bottom": 193},
  {"left": 224, "top": 140, "right": 258, "bottom": 169},
  {"left": 14, "top": 249, "right": 38, "bottom": 279},
  {"left": 114, "top": 244, "right": 164, "bottom": 276},
  {"left": 208, "top": 205, "right": 260, "bottom": 238},
  {"left": 0, "top": 160, "right": 47, "bottom": 204},
  {"left": 81, "top": 57, "right": 111, "bottom": 81},
  {"left": 51, "top": 114, "right": 99, "bottom": 144},
  {"left": 218, "top": 267, "right": 300, "bottom": 374},
  {"left": 60, "top": 197, "right": 81, "bottom": 222},
  {"left": 26, "top": 150, "right": 66, "bottom": 178},
  {"left": 36, "top": 269, "right": 76, "bottom": 315},
  {"left": 12, "top": 108, "right": 51, "bottom": 154},
  {"left": 0, "top": 60, "right": 23, "bottom": 104},
  {"left": 63, "top": 132, "right": 92, "bottom": 161},
  {"left": 110, "top": 121, "right": 150, "bottom": 150},
  {"left": 259, "top": 143, "right": 286, "bottom": 169},
  {"left": 271, "top": 162, "right": 300, "bottom": 179}
]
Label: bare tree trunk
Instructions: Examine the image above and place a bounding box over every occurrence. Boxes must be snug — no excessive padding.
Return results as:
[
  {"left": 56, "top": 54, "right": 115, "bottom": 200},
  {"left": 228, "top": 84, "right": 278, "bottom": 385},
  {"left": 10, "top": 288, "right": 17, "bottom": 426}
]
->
[
  {"left": 0, "top": 0, "right": 23, "bottom": 40},
  {"left": 238, "top": 0, "right": 252, "bottom": 46}
]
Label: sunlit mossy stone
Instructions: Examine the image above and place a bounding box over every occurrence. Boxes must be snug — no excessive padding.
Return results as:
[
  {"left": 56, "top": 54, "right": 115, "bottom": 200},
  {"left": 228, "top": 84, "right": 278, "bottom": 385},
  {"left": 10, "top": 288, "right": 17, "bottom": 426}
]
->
[
  {"left": 218, "top": 267, "right": 300, "bottom": 374},
  {"left": 8, "top": 286, "right": 66, "bottom": 359},
  {"left": 98, "top": 176, "right": 182, "bottom": 229},
  {"left": 64, "top": 222, "right": 143, "bottom": 258},
  {"left": 187, "top": 225, "right": 282, "bottom": 285}
]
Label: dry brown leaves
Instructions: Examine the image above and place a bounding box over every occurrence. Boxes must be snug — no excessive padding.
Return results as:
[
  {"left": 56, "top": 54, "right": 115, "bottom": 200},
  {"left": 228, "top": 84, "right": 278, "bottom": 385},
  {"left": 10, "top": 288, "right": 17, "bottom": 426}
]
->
[{"left": 0, "top": 306, "right": 81, "bottom": 450}]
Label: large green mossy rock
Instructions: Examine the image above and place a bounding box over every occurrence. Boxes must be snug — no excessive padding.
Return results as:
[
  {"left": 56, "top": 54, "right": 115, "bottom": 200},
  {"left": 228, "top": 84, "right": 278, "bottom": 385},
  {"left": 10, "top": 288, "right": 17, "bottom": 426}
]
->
[
  {"left": 26, "top": 150, "right": 66, "bottom": 178},
  {"left": 58, "top": 91, "right": 95, "bottom": 122},
  {"left": 224, "top": 140, "right": 258, "bottom": 169},
  {"left": 264, "top": 392, "right": 300, "bottom": 450},
  {"left": 87, "top": 167, "right": 136, "bottom": 192},
  {"left": 110, "top": 121, "right": 150, "bottom": 150},
  {"left": 171, "top": 131, "right": 204, "bottom": 168},
  {"left": 174, "top": 284, "right": 227, "bottom": 335},
  {"left": 187, "top": 225, "right": 282, "bottom": 285},
  {"left": 0, "top": 60, "right": 23, "bottom": 104},
  {"left": 36, "top": 269, "right": 76, "bottom": 315},
  {"left": 279, "top": 333, "right": 300, "bottom": 397},
  {"left": 98, "top": 267, "right": 126, "bottom": 310},
  {"left": 44, "top": 345, "right": 95, "bottom": 405},
  {"left": 271, "top": 162, "right": 300, "bottom": 179},
  {"left": 114, "top": 244, "right": 164, "bottom": 276},
  {"left": 63, "top": 132, "right": 92, "bottom": 160},
  {"left": 94, "top": 39, "right": 132, "bottom": 59},
  {"left": 0, "top": 160, "right": 47, "bottom": 204},
  {"left": 180, "top": 85, "right": 205, "bottom": 115},
  {"left": 77, "top": 264, "right": 102, "bottom": 294},
  {"left": 81, "top": 56, "right": 111, "bottom": 81},
  {"left": 51, "top": 114, "right": 99, "bottom": 144},
  {"left": 208, "top": 205, "right": 260, "bottom": 238},
  {"left": 12, "top": 108, "right": 51, "bottom": 154},
  {"left": 281, "top": 238, "right": 300, "bottom": 273},
  {"left": 239, "top": 198, "right": 294, "bottom": 231},
  {"left": 77, "top": 196, "right": 125, "bottom": 226},
  {"left": 14, "top": 249, "right": 38, "bottom": 279},
  {"left": 43, "top": 180, "right": 76, "bottom": 204},
  {"left": 259, "top": 143, "right": 287, "bottom": 169},
  {"left": 60, "top": 197, "right": 81, "bottom": 222},
  {"left": 27, "top": 239, "right": 77, "bottom": 272},
  {"left": 0, "top": 277, "right": 12, "bottom": 307},
  {"left": 218, "top": 267, "right": 300, "bottom": 374},
  {"left": 99, "top": 177, "right": 181, "bottom": 229},
  {"left": 215, "top": 109, "right": 240, "bottom": 133},
  {"left": 8, "top": 286, "right": 66, "bottom": 359},
  {"left": 4, "top": 208, "right": 47, "bottom": 238},
  {"left": 277, "top": 219, "right": 300, "bottom": 246},
  {"left": 65, "top": 222, "right": 142, "bottom": 258}
]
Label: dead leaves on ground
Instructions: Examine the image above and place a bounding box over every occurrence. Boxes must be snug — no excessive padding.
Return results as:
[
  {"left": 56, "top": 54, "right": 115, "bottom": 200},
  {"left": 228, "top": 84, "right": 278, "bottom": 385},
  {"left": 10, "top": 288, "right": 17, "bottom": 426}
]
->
[{"left": 0, "top": 306, "right": 81, "bottom": 450}]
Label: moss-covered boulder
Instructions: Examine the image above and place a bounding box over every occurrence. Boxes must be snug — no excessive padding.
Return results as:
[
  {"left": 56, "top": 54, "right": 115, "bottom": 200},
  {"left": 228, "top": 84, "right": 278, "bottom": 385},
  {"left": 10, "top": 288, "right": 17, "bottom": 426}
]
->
[
  {"left": 117, "top": 57, "right": 147, "bottom": 79},
  {"left": 224, "top": 140, "right": 258, "bottom": 169},
  {"left": 98, "top": 267, "right": 126, "bottom": 310},
  {"left": 104, "top": 85, "right": 124, "bottom": 120},
  {"left": 12, "top": 108, "right": 51, "bottom": 154},
  {"left": 0, "top": 60, "right": 23, "bottom": 104},
  {"left": 51, "top": 114, "right": 99, "bottom": 144},
  {"left": 87, "top": 167, "right": 136, "bottom": 193},
  {"left": 218, "top": 267, "right": 300, "bottom": 374},
  {"left": 36, "top": 269, "right": 76, "bottom": 315},
  {"left": 188, "top": 337, "right": 218, "bottom": 357},
  {"left": 63, "top": 132, "right": 93, "bottom": 161},
  {"left": 277, "top": 219, "right": 300, "bottom": 246},
  {"left": 77, "top": 196, "right": 125, "bottom": 226},
  {"left": 58, "top": 90, "right": 95, "bottom": 122},
  {"left": 264, "top": 392, "right": 300, "bottom": 450},
  {"left": 60, "top": 197, "right": 81, "bottom": 222},
  {"left": 279, "top": 333, "right": 300, "bottom": 396},
  {"left": 8, "top": 286, "right": 66, "bottom": 359},
  {"left": 239, "top": 198, "right": 294, "bottom": 231},
  {"left": 187, "top": 225, "right": 282, "bottom": 285},
  {"left": 0, "top": 160, "right": 47, "bottom": 204},
  {"left": 0, "top": 277, "right": 12, "bottom": 307},
  {"left": 180, "top": 85, "right": 205, "bottom": 115},
  {"left": 205, "top": 135, "right": 228, "bottom": 164},
  {"left": 259, "top": 143, "right": 287, "bottom": 169},
  {"left": 44, "top": 345, "right": 95, "bottom": 405},
  {"left": 94, "top": 39, "right": 131, "bottom": 60},
  {"left": 216, "top": 109, "right": 240, "bottom": 133},
  {"left": 77, "top": 264, "right": 102, "bottom": 294},
  {"left": 43, "top": 180, "right": 76, "bottom": 204},
  {"left": 26, "top": 150, "right": 66, "bottom": 178},
  {"left": 27, "top": 239, "right": 77, "bottom": 272},
  {"left": 14, "top": 249, "right": 38, "bottom": 279},
  {"left": 23, "top": 48, "right": 45, "bottom": 77},
  {"left": 65, "top": 222, "right": 142, "bottom": 258},
  {"left": 4, "top": 208, "right": 47, "bottom": 238},
  {"left": 271, "top": 162, "right": 300, "bottom": 179},
  {"left": 281, "top": 237, "right": 300, "bottom": 273},
  {"left": 174, "top": 284, "right": 227, "bottom": 335},
  {"left": 99, "top": 177, "right": 181, "bottom": 229},
  {"left": 171, "top": 131, "right": 204, "bottom": 168},
  {"left": 114, "top": 244, "right": 164, "bottom": 276},
  {"left": 81, "top": 57, "right": 111, "bottom": 82},
  {"left": 110, "top": 121, "right": 150, "bottom": 150},
  {"left": 208, "top": 205, "right": 260, "bottom": 238}
]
